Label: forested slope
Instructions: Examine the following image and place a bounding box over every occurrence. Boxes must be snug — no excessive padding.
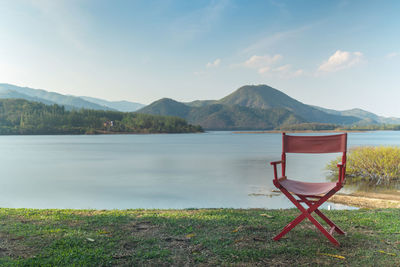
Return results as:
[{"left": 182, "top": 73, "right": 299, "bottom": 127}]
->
[{"left": 0, "top": 99, "right": 202, "bottom": 134}]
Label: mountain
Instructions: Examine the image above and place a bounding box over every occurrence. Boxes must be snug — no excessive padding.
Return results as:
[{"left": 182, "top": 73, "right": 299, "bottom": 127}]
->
[
  {"left": 80, "top": 96, "right": 144, "bottom": 112},
  {"left": 3, "top": 83, "right": 397, "bottom": 130},
  {"left": 378, "top": 117, "right": 400, "bottom": 124},
  {"left": 137, "top": 84, "right": 362, "bottom": 129},
  {"left": 0, "top": 83, "right": 145, "bottom": 112},
  {"left": 0, "top": 84, "right": 115, "bottom": 111},
  {"left": 218, "top": 85, "right": 359, "bottom": 124},
  {"left": 0, "top": 89, "right": 57, "bottom": 106},
  {"left": 137, "top": 98, "right": 305, "bottom": 130},
  {"left": 139, "top": 98, "right": 191, "bottom": 118},
  {"left": 185, "top": 100, "right": 217, "bottom": 107},
  {"left": 312, "top": 106, "right": 400, "bottom": 125},
  {"left": 186, "top": 104, "right": 304, "bottom": 130}
]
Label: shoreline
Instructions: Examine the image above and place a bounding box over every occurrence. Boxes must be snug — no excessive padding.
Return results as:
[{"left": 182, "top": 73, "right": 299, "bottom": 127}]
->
[
  {"left": 329, "top": 192, "right": 400, "bottom": 208},
  {"left": 0, "top": 131, "right": 204, "bottom": 136}
]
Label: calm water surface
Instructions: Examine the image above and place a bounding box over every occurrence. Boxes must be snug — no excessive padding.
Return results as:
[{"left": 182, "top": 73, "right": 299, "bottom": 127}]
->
[{"left": 1, "top": 131, "right": 399, "bottom": 210}]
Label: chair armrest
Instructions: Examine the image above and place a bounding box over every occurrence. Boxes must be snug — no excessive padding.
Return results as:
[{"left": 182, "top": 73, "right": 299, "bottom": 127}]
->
[
  {"left": 270, "top": 160, "right": 285, "bottom": 181},
  {"left": 336, "top": 162, "right": 346, "bottom": 184}
]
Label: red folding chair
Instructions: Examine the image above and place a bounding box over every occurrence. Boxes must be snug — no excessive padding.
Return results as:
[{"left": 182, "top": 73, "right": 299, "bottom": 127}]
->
[{"left": 270, "top": 133, "right": 347, "bottom": 246}]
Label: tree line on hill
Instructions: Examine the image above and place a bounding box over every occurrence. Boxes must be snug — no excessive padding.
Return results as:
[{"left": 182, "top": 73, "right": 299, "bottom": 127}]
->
[{"left": 0, "top": 99, "right": 203, "bottom": 135}]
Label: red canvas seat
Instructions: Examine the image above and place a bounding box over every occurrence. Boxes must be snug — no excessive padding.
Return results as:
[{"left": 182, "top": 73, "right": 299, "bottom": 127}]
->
[
  {"left": 279, "top": 179, "right": 337, "bottom": 196},
  {"left": 270, "top": 133, "right": 347, "bottom": 246}
]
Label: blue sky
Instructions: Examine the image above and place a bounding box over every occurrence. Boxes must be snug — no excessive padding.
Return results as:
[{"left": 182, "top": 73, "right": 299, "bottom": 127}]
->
[{"left": 1, "top": 0, "right": 399, "bottom": 116}]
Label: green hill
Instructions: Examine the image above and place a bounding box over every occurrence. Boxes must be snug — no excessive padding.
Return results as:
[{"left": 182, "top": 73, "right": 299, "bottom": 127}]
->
[
  {"left": 137, "top": 99, "right": 304, "bottom": 130},
  {"left": 138, "top": 98, "right": 191, "bottom": 118},
  {"left": 218, "top": 85, "right": 359, "bottom": 124},
  {"left": 185, "top": 100, "right": 217, "bottom": 107},
  {"left": 0, "top": 99, "right": 202, "bottom": 135},
  {"left": 187, "top": 104, "right": 303, "bottom": 130},
  {"left": 137, "top": 84, "right": 361, "bottom": 129}
]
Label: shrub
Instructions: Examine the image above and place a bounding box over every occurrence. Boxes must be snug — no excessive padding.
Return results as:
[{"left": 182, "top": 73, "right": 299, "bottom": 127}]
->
[{"left": 327, "top": 146, "right": 400, "bottom": 185}]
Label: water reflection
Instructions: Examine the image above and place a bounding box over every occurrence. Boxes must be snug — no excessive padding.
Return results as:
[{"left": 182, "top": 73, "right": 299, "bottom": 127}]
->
[{"left": 342, "top": 178, "right": 400, "bottom": 194}]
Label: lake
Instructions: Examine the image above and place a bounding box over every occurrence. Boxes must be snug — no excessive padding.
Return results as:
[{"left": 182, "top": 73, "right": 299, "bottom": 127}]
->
[{"left": 1, "top": 131, "right": 399, "bottom": 210}]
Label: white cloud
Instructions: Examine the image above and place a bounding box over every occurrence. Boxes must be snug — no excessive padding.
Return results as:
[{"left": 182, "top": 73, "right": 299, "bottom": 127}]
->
[
  {"left": 275, "top": 64, "right": 291, "bottom": 72},
  {"left": 271, "top": 64, "right": 304, "bottom": 78},
  {"left": 258, "top": 66, "right": 271, "bottom": 74},
  {"left": 318, "top": 50, "right": 363, "bottom": 72},
  {"left": 206, "top": 58, "right": 221, "bottom": 68},
  {"left": 244, "top": 54, "right": 282, "bottom": 69},
  {"left": 241, "top": 54, "right": 303, "bottom": 78},
  {"left": 294, "top": 69, "right": 304, "bottom": 76},
  {"left": 386, "top": 52, "right": 399, "bottom": 59},
  {"left": 195, "top": 58, "right": 221, "bottom": 76}
]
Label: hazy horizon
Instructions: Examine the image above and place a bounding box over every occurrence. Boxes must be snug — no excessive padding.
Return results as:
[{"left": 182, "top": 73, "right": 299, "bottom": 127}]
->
[{"left": 1, "top": 1, "right": 399, "bottom": 117}]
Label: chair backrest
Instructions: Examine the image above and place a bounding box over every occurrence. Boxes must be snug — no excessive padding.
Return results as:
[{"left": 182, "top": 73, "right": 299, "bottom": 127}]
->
[
  {"left": 281, "top": 133, "right": 347, "bottom": 184},
  {"left": 282, "top": 133, "right": 347, "bottom": 154}
]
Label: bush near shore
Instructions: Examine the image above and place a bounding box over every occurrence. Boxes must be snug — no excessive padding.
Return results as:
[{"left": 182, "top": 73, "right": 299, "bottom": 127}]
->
[
  {"left": 0, "top": 208, "right": 399, "bottom": 266},
  {"left": 328, "top": 146, "right": 400, "bottom": 185}
]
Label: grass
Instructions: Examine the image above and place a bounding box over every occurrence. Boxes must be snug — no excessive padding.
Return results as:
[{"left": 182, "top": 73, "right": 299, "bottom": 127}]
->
[{"left": 0, "top": 208, "right": 399, "bottom": 266}]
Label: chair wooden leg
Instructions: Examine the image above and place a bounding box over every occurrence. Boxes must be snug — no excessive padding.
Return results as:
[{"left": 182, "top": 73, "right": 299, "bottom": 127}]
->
[
  {"left": 273, "top": 187, "right": 342, "bottom": 246},
  {"left": 314, "top": 209, "right": 345, "bottom": 235},
  {"left": 273, "top": 212, "right": 306, "bottom": 241},
  {"left": 303, "top": 210, "right": 340, "bottom": 247},
  {"left": 273, "top": 187, "right": 309, "bottom": 240},
  {"left": 299, "top": 196, "right": 345, "bottom": 235}
]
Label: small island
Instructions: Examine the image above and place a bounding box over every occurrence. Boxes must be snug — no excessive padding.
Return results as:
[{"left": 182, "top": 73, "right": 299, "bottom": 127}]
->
[{"left": 0, "top": 99, "right": 203, "bottom": 135}]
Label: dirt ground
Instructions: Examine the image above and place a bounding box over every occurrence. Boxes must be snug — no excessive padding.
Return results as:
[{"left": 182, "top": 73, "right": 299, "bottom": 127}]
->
[{"left": 330, "top": 192, "right": 400, "bottom": 208}]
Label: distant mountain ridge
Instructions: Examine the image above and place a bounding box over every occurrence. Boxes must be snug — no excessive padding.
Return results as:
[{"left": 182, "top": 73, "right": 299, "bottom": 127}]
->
[
  {"left": 137, "top": 85, "right": 362, "bottom": 130},
  {"left": 2, "top": 83, "right": 399, "bottom": 131},
  {"left": 0, "top": 89, "right": 57, "bottom": 106},
  {"left": 0, "top": 83, "right": 144, "bottom": 112},
  {"left": 80, "top": 96, "right": 145, "bottom": 112},
  {"left": 217, "top": 85, "right": 358, "bottom": 124},
  {"left": 311, "top": 106, "right": 400, "bottom": 125},
  {"left": 0, "top": 83, "right": 113, "bottom": 111},
  {"left": 139, "top": 97, "right": 305, "bottom": 130}
]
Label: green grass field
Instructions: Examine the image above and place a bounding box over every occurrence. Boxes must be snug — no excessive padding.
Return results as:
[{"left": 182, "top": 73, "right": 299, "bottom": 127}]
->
[{"left": 0, "top": 208, "right": 399, "bottom": 266}]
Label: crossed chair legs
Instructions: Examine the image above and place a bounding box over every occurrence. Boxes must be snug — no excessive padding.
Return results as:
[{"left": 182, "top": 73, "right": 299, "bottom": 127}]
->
[{"left": 273, "top": 187, "right": 346, "bottom": 246}]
